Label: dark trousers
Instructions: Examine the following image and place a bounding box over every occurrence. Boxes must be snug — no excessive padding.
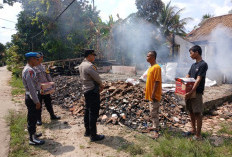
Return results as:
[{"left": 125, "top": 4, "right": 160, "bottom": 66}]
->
[
  {"left": 84, "top": 90, "right": 100, "bottom": 137},
  {"left": 37, "top": 94, "right": 55, "bottom": 121},
  {"left": 25, "top": 94, "right": 39, "bottom": 136}
]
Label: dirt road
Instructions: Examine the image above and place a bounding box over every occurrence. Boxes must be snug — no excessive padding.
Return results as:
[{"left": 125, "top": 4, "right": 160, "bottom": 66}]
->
[
  {"left": 0, "top": 66, "right": 16, "bottom": 157},
  {"left": 34, "top": 104, "right": 131, "bottom": 157}
]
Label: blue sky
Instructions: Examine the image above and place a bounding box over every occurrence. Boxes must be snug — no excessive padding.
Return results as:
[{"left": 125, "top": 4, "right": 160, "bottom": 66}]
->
[{"left": 0, "top": 0, "right": 232, "bottom": 44}]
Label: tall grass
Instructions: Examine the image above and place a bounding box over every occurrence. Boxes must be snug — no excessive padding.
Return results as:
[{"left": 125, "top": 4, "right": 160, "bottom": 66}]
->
[
  {"left": 6, "top": 110, "right": 31, "bottom": 157},
  {"left": 10, "top": 76, "right": 25, "bottom": 96},
  {"left": 128, "top": 130, "right": 232, "bottom": 157}
]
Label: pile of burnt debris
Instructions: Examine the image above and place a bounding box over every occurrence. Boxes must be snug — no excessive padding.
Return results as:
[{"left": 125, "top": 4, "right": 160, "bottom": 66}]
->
[
  {"left": 46, "top": 59, "right": 113, "bottom": 76},
  {"left": 51, "top": 76, "right": 83, "bottom": 107},
  {"left": 52, "top": 75, "right": 190, "bottom": 132}
]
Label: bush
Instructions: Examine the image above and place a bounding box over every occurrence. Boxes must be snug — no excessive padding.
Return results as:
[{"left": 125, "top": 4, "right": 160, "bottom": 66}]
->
[
  {"left": 5, "top": 45, "right": 24, "bottom": 78},
  {"left": 12, "top": 66, "right": 23, "bottom": 78}
]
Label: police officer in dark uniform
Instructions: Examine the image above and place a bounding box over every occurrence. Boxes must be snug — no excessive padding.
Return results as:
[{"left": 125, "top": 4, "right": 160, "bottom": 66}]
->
[
  {"left": 79, "top": 50, "right": 105, "bottom": 141},
  {"left": 22, "top": 52, "right": 45, "bottom": 145},
  {"left": 34, "top": 52, "right": 60, "bottom": 125}
]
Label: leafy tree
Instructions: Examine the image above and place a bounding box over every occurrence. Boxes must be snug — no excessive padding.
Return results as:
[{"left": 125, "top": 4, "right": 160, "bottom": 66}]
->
[
  {"left": 88, "top": 15, "right": 120, "bottom": 60},
  {"left": 161, "top": 2, "right": 192, "bottom": 36},
  {"left": 135, "top": 1, "right": 189, "bottom": 37},
  {"left": 11, "top": 0, "right": 100, "bottom": 60},
  {"left": 5, "top": 45, "right": 23, "bottom": 77},
  {"left": 5, "top": 0, "right": 101, "bottom": 77},
  {"left": 0, "top": 43, "right": 5, "bottom": 55},
  {"left": 0, "top": 43, "right": 6, "bottom": 65},
  {"left": 3, "top": 0, "right": 19, "bottom": 6},
  {"left": 136, "top": 0, "right": 164, "bottom": 24},
  {"left": 158, "top": 1, "right": 191, "bottom": 36}
]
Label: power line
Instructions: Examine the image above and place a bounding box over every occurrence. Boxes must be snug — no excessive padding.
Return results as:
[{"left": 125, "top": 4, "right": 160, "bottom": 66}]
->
[
  {"left": 0, "top": 26, "right": 16, "bottom": 31},
  {"left": 54, "top": 0, "right": 76, "bottom": 21},
  {"left": 31, "top": 0, "right": 76, "bottom": 39},
  {"left": 0, "top": 18, "right": 17, "bottom": 23}
]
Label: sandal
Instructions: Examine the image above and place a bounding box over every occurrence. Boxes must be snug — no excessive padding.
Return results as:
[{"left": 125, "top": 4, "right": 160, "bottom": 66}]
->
[
  {"left": 192, "top": 135, "right": 202, "bottom": 141},
  {"left": 151, "top": 131, "right": 159, "bottom": 139},
  {"left": 183, "top": 131, "right": 195, "bottom": 137}
]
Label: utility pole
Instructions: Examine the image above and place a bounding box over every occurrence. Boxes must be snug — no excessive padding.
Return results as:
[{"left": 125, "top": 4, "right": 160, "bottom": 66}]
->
[
  {"left": 172, "top": 33, "right": 175, "bottom": 59},
  {"left": 92, "top": 0, "right": 94, "bottom": 9}
]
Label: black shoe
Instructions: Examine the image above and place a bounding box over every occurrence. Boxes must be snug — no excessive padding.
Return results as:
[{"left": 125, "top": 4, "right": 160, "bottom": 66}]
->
[
  {"left": 51, "top": 115, "right": 61, "bottom": 120},
  {"left": 35, "top": 132, "right": 42, "bottom": 138},
  {"left": 29, "top": 135, "right": 45, "bottom": 145},
  {"left": 37, "top": 120, "right": 42, "bottom": 126},
  {"left": 90, "top": 134, "right": 105, "bottom": 142},
  {"left": 84, "top": 132, "right": 90, "bottom": 137}
]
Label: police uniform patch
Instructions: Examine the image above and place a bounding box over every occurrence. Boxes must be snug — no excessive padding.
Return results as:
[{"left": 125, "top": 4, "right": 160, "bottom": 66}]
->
[
  {"left": 91, "top": 65, "right": 97, "bottom": 71},
  {"left": 28, "top": 70, "right": 35, "bottom": 78},
  {"left": 45, "top": 67, "right": 50, "bottom": 74}
]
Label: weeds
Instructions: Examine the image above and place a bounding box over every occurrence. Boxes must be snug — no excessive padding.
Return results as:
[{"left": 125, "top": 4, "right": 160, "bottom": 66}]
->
[
  {"left": 10, "top": 76, "right": 24, "bottom": 96},
  {"left": 218, "top": 122, "right": 232, "bottom": 135},
  {"left": 125, "top": 129, "right": 232, "bottom": 157},
  {"left": 6, "top": 110, "right": 30, "bottom": 157},
  {"left": 120, "top": 143, "right": 144, "bottom": 156}
]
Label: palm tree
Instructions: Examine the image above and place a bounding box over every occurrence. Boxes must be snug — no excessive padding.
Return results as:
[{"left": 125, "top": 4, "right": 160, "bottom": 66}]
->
[
  {"left": 198, "top": 14, "right": 213, "bottom": 26},
  {"left": 158, "top": 1, "right": 192, "bottom": 36}
]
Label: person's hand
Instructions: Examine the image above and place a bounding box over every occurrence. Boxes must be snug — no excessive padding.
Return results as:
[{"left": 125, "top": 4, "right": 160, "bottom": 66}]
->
[
  {"left": 40, "top": 90, "right": 44, "bottom": 95},
  {"left": 100, "top": 85, "right": 104, "bottom": 93},
  {"left": 36, "top": 103, "right": 41, "bottom": 110},
  {"left": 185, "top": 92, "right": 192, "bottom": 100},
  {"left": 151, "top": 93, "right": 156, "bottom": 101}
]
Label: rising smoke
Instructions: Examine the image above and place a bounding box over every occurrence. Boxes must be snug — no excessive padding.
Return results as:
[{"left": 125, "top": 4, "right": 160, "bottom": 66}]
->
[
  {"left": 109, "top": 15, "right": 170, "bottom": 70},
  {"left": 206, "top": 25, "right": 232, "bottom": 83}
]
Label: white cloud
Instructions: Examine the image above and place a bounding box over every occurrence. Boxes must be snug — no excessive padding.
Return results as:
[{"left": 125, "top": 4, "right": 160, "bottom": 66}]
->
[
  {"left": 162, "top": 0, "right": 171, "bottom": 4},
  {"left": 96, "top": 0, "right": 137, "bottom": 22},
  {"left": 0, "top": 2, "right": 22, "bottom": 44},
  {"left": 111, "top": 0, "right": 137, "bottom": 20},
  {"left": 185, "top": 17, "right": 200, "bottom": 32}
]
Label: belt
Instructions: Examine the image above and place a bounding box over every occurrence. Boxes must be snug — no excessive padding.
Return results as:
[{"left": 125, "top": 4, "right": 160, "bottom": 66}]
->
[{"left": 25, "top": 91, "right": 39, "bottom": 95}]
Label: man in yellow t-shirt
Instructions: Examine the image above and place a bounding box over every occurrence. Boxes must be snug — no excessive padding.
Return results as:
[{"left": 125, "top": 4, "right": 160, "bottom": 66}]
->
[{"left": 145, "top": 50, "right": 162, "bottom": 139}]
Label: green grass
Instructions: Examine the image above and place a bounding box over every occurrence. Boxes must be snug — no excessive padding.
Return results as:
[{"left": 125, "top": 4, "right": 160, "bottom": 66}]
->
[
  {"left": 10, "top": 76, "right": 25, "bottom": 96},
  {"left": 6, "top": 110, "right": 31, "bottom": 157},
  {"left": 120, "top": 143, "right": 144, "bottom": 156},
  {"left": 120, "top": 129, "right": 232, "bottom": 157},
  {"left": 218, "top": 122, "right": 232, "bottom": 135}
]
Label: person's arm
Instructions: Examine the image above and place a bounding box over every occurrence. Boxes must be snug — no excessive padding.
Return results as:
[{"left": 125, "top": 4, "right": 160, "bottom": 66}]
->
[
  {"left": 151, "top": 81, "right": 160, "bottom": 101},
  {"left": 87, "top": 65, "right": 104, "bottom": 91},
  {"left": 185, "top": 76, "right": 201, "bottom": 99},
  {"left": 25, "top": 70, "right": 41, "bottom": 109},
  {"left": 40, "top": 65, "right": 52, "bottom": 82},
  {"left": 185, "top": 63, "right": 208, "bottom": 99},
  {"left": 151, "top": 66, "right": 161, "bottom": 101},
  {"left": 88, "top": 66, "right": 102, "bottom": 85}
]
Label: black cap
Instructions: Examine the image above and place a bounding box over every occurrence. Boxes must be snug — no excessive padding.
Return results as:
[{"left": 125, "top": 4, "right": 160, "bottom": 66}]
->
[{"left": 84, "top": 49, "right": 96, "bottom": 57}]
